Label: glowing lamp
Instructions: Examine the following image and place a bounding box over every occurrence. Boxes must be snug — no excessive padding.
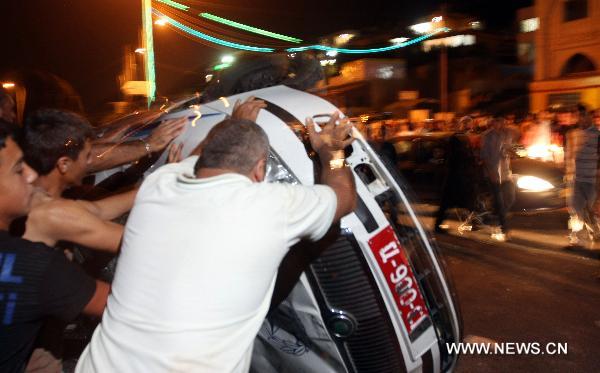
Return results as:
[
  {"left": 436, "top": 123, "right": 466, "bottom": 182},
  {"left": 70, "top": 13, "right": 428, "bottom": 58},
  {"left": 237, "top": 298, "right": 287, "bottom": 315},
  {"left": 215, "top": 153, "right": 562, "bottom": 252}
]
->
[{"left": 221, "top": 55, "right": 235, "bottom": 64}]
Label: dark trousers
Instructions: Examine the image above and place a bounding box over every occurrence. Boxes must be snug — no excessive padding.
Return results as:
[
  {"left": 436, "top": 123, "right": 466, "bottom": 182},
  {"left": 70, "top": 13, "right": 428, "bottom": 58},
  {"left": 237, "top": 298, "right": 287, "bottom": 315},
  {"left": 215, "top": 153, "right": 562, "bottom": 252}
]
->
[
  {"left": 568, "top": 181, "right": 598, "bottom": 231},
  {"left": 490, "top": 181, "right": 515, "bottom": 233},
  {"left": 435, "top": 174, "right": 462, "bottom": 227}
]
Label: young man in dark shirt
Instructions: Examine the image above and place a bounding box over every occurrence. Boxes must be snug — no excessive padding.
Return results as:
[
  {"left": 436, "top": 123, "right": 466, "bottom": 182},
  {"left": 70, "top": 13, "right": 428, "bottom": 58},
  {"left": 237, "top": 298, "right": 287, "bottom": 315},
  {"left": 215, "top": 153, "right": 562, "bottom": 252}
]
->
[{"left": 0, "top": 120, "right": 109, "bottom": 372}]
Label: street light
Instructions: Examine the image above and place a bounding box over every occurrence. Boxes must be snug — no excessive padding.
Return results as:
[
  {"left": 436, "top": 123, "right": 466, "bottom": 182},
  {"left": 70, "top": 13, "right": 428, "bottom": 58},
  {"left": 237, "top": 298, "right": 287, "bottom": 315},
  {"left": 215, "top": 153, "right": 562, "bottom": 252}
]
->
[
  {"left": 409, "top": 22, "right": 433, "bottom": 34},
  {"left": 135, "top": 48, "right": 146, "bottom": 54},
  {"left": 2, "top": 82, "right": 15, "bottom": 89},
  {"left": 334, "top": 33, "right": 355, "bottom": 46},
  {"left": 154, "top": 18, "right": 167, "bottom": 26},
  {"left": 221, "top": 55, "right": 235, "bottom": 64},
  {"left": 390, "top": 37, "right": 409, "bottom": 44}
]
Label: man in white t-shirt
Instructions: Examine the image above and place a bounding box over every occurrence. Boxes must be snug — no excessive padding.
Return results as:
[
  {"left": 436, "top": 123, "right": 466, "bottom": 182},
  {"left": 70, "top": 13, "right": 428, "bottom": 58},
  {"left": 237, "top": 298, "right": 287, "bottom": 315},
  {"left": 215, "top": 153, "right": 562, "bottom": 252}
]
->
[{"left": 76, "top": 111, "right": 356, "bottom": 373}]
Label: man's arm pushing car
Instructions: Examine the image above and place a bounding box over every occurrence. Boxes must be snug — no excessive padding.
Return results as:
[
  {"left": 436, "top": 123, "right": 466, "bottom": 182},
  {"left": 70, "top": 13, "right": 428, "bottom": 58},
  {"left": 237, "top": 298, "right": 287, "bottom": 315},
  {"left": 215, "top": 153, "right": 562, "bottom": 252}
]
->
[
  {"left": 25, "top": 199, "right": 125, "bottom": 252},
  {"left": 306, "top": 112, "right": 357, "bottom": 221},
  {"left": 83, "top": 280, "right": 110, "bottom": 317},
  {"left": 88, "top": 117, "right": 187, "bottom": 173}
]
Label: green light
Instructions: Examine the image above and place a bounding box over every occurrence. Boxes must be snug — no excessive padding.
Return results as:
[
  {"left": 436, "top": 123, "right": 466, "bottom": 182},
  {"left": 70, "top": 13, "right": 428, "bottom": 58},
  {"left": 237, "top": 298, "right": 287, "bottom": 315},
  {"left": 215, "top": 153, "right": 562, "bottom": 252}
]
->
[
  {"left": 200, "top": 13, "right": 302, "bottom": 44},
  {"left": 156, "top": 0, "right": 189, "bottom": 11},
  {"left": 142, "top": 0, "right": 156, "bottom": 105},
  {"left": 152, "top": 10, "right": 275, "bottom": 52},
  {"left": 213, "top": 63, "right": 231, "bottom": 71},
  {"left": 151, "top": 8, "right": 446, "bottom": 56},
  {"left": 286, "top": 28, "right": 450, "bottom": 54}
]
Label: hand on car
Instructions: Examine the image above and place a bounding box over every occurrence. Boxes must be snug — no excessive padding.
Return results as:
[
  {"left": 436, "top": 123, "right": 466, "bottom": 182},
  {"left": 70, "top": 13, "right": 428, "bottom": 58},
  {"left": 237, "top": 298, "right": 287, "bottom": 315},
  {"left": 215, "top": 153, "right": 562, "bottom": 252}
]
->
[
  {"left": 147, "top": 117, "right": 187, "bottom": 152},
  {"left": 231, "top": 96, "right": 267, "bottom": 122},
  {"left": 306, "top": 112, "right": 355, "bottom": 155},
  {"left": 167, "top": 142, "right": 184, "bottom": 164},
  {"left": 97, "top": 110, "right": 164, "bottom": 143}
]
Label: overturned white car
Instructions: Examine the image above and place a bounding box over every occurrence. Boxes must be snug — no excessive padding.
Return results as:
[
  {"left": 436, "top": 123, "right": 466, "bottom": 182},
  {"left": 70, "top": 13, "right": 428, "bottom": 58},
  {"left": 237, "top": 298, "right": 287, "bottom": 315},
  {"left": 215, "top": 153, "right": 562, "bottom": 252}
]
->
[{"left": 93, "top": 85, "right": 462, "bottom": 373}]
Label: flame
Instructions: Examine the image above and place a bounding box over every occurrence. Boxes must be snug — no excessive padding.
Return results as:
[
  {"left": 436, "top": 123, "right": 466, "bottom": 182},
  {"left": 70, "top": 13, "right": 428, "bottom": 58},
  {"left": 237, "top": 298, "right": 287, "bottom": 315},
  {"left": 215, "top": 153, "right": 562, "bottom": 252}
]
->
[{"left": 523, "top": 121, "right": 564, "bottom": 163}]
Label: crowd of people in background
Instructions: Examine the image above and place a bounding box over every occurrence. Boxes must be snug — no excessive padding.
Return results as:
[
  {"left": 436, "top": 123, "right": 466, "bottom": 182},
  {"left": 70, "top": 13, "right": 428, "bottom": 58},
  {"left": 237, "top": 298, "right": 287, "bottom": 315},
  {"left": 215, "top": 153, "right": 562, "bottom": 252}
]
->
[
  {"left": 361, "top": 106, "right": 600, "bottom": 151},
  {"left": 360, "top": 104, "right": 600, "bottom": 244}
]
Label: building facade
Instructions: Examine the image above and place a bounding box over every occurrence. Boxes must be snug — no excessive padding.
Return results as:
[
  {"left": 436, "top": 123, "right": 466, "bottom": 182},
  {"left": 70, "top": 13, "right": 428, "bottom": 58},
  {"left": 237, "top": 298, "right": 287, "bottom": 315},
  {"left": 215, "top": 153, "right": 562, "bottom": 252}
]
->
[
  {"left": 529, "top": 0, "right": 600, "bottom": 110},
  {"left": 517, "top": 6, "right": 537, "bottom": 66}
]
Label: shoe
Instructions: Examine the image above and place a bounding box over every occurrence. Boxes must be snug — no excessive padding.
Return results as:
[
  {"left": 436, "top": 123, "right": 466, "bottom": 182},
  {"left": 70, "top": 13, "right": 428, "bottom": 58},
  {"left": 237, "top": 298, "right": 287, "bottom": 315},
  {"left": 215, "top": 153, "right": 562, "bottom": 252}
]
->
[
  {"left": 568, "top": 232, "right": 580, "bottom": 246},
  {"left": 491, "top": 232, "right": 507, "bottom": 242},
  {"left": 584, "top": 223, "right": 600, "bottom": 241},
  {"left": 435, "top": 224, "right": 449, "bottom": 234}
]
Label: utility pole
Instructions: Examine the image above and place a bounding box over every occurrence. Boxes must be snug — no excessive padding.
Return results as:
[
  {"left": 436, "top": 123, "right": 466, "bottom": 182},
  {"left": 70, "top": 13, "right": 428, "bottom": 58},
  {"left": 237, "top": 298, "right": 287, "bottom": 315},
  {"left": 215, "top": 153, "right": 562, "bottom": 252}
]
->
[
  {"left": 141, "top": 0, "right": 156, "bottom": 106},
  {"left": 440, "top": 44, "right": 448, "bottom": 112},
  {"left": 440, "top": 3, "right": 448, "bottom": 113}
]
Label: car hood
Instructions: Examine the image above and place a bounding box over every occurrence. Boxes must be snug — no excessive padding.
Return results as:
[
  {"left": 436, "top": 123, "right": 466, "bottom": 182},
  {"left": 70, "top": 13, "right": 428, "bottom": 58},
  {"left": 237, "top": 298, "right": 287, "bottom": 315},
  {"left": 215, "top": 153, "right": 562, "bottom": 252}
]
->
[{"left": 511, "top": 157, "right": 564, "bottom": 184}]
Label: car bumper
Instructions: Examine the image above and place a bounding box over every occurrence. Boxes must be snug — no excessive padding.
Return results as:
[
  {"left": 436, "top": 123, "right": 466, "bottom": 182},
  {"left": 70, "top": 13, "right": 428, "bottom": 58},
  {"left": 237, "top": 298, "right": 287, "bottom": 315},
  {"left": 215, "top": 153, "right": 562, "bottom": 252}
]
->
[{"left": 513, "top": 188, "right": 565, "bottom": 212}]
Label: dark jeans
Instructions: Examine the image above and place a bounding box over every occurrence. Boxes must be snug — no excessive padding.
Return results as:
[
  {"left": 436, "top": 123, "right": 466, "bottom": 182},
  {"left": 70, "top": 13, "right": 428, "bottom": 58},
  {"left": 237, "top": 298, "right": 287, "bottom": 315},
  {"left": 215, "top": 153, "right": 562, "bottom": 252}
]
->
[
  {"left": 435, "top": 174, "right": 468, "bottom": 227},
  {"left": 568, "top": 181, "right": 598, "bottom": 230},
  {"left": 490, "top": 181, "right": 515, "bottom": 233}
]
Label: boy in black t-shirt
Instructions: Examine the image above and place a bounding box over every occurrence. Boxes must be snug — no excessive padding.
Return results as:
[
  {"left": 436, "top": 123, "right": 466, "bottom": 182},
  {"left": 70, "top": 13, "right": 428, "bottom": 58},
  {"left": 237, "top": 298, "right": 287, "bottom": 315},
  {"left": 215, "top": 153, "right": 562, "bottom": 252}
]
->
[{"left": 0, "top": 120, "right": 109, "bottom": 372}]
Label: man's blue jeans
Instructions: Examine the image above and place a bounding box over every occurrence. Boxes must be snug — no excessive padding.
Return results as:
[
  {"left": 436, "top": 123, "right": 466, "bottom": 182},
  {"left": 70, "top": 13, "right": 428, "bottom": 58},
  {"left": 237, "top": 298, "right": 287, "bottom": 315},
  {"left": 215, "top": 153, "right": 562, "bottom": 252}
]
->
[{"left": 568, "top": 181, "right": 598, "bottom": 232}]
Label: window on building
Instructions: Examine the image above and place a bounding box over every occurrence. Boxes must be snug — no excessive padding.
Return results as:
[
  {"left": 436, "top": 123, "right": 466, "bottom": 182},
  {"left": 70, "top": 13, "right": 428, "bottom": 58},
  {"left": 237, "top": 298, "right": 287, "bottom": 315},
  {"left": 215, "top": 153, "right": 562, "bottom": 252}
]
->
[
  {"left": 520, "top": 18, "right": 539, "bottom": 33},
  {"left": 517, "top": 43, "right": 535, "bottom": 64},
  {"left": 548, "top": 93, "right": 581, "bottom": 107},
  {"left": 561, "top": 54, "right": 597, "bottom": 76},
  {"left": 564, "top": 0, "right": 587, "bottom": 22}
]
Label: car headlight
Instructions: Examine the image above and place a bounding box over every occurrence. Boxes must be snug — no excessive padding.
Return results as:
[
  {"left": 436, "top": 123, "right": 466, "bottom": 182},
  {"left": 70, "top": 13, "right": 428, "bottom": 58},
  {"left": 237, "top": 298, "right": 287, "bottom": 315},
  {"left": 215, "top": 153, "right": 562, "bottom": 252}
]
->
[
  {"left": 516, "top": 175, "right": 554, "bottom": 192},
  {"left": 265, "top": 150, "right": 299, "bottom": 185}
]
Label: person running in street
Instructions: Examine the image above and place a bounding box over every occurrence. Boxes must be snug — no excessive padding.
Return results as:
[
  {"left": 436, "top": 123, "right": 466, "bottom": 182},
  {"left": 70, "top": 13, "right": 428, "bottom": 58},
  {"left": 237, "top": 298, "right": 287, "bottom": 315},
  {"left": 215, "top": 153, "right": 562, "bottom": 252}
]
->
[
  {"left": 434, "top": 130, "right": 478, "bottom": 233},
  {"left": 480, "top": 116, "right": 516, "bottom": 241},
  {"left": 565, "top": 106, "right": 600, "bottom": 245}
]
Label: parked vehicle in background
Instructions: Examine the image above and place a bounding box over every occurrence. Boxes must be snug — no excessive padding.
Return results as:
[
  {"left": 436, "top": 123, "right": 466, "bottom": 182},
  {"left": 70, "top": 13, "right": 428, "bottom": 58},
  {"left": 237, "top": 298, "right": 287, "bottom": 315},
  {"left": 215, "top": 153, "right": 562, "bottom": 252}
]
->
[{"left": 383, "top": 132, "right": 565, "bottom": 212}]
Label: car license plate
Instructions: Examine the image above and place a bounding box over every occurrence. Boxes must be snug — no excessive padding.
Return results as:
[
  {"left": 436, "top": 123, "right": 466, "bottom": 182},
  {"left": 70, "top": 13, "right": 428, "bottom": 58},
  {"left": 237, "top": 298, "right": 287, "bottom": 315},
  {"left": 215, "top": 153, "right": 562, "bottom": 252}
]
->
[{"left": 368, "top": 226, "right": 429, "bottom": 335}]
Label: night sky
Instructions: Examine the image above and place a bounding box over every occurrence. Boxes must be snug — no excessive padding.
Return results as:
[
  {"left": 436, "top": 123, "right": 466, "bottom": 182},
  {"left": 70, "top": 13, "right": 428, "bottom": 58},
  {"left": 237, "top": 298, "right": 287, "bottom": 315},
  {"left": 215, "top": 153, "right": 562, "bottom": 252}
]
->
[{"left": 1, "top": 0, "right": 531, "bottom": 115}]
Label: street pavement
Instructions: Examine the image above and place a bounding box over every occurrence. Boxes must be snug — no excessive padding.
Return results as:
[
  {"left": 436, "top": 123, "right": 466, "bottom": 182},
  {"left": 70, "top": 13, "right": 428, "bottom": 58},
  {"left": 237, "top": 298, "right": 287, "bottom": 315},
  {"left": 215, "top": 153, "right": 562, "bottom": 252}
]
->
[
  {"left": 417, "top": 205, "right": 600, "bottom": 372},
  {"left": 415, "top": 203, "right": 600, "bottom": 260}
]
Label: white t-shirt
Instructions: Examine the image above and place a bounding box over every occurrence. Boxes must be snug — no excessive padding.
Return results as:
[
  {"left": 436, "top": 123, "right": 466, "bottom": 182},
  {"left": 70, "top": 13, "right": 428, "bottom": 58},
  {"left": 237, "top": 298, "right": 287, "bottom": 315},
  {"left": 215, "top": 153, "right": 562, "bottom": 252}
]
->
[{"left": 76, "top": 156, "right": 337, "bottom": 373}]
